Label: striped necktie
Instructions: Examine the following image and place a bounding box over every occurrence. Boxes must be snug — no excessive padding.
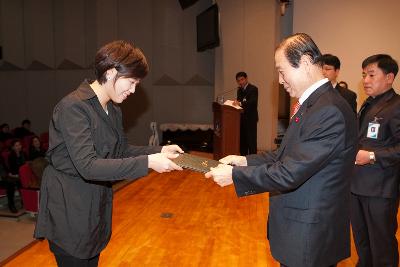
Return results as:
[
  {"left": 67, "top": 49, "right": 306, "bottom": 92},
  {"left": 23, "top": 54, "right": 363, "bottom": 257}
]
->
[{"left": 290, "top": 101, "right": 301, "bottom": 120}]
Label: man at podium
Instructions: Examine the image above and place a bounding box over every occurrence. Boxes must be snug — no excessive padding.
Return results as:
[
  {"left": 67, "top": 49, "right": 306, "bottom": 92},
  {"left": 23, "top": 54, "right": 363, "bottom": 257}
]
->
[{"left": 233, "top": 72, "right": 258, "bottom": 155}]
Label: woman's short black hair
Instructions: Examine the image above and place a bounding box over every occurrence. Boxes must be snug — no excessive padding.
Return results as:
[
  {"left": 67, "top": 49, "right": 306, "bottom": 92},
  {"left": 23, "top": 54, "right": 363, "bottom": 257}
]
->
[{"left": 94, "top": 40, "right": 149, "bottom": 84}]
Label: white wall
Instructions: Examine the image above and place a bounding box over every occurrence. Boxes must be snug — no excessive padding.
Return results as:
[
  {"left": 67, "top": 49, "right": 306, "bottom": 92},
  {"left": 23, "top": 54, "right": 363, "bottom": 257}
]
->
[{"left": 293, "top": 0, "right": 400, "bottom": 109}]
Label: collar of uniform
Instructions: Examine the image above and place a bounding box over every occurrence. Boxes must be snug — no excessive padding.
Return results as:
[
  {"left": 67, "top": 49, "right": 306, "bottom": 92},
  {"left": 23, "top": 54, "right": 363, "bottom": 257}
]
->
[
  {"left": 370, "top": 88, "right": 395, "bottom": 103},
  {"left": 299, "top": 78, "right": 329, "bottom": 105},
  {"left": 76, "top": 79, "right": 97, "bottom": 100}
]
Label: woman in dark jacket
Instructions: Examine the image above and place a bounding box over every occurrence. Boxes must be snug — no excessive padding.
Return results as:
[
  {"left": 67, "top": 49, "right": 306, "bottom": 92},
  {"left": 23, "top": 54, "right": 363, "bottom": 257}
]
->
[
  {"left": 28, "top": 136, "right": 46, "bottom": 160},
  {"left": 34, "top": 40, "right": 183, "bottom": 267},
  {"left": 8, "top": 139, "right": 26, "bottom": 176}
]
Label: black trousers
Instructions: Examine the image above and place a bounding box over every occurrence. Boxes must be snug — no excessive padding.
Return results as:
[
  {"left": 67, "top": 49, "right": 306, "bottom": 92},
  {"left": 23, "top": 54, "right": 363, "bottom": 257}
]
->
[
  {"left": 49, "top": 241, "right": 100, "bottom": 267},
  {"left": 240, "top": 117, "right": 257, "bottom": 156},
  {"left": 0, "top": 179, "right": 17, "bottom": 209},
  {"left": 350, "top": 193, "right": 399, "bottom": 267}
]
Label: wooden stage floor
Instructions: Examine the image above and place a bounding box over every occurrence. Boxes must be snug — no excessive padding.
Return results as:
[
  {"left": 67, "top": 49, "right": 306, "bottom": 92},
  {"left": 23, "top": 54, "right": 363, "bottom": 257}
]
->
[{"left": 3, "top": 169, "right": 400, "bottom": 266}]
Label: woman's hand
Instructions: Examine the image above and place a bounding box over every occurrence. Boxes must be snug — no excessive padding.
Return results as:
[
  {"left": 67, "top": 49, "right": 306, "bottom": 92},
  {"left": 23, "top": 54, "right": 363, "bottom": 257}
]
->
[
  {"left": 161, "top": 144, "right": 184, "bottom": 154},
  {"left": 148, "top": 153, "right": 183, "bottom": 173}
]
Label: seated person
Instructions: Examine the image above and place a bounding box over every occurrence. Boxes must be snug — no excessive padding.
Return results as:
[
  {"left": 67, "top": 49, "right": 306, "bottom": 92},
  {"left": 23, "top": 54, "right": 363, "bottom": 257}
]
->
[
  {"left": 13, "top": 119, "right": 34, "bottom": 139},
  {"left": 8, "top": 139, "right": 26, "bottom": 177},
  {"left": 29, "top": 136, "right": 46, "bottom": 160},
  {"left": 0, "top": 159, "right": 18, "bottom": 213},
  {"left": 0, "top": 123, "right": 13, "bottom": 142}
]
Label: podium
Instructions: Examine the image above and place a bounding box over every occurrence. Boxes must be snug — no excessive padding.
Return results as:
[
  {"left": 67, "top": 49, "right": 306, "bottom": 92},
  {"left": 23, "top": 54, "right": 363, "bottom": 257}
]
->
[{"left": 212, "top": 102, "right": 242, "bottom": 160}]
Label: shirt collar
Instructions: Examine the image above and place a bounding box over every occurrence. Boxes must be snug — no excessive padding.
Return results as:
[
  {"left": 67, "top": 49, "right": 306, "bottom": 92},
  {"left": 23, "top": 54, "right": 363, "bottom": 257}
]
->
[{"left": 299, "top": 78, "right": 329, "bottom": 105}]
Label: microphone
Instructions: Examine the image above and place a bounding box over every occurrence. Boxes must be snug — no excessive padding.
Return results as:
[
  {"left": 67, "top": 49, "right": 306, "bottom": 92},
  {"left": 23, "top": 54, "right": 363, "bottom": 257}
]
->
[{"left": 216, "top": 88, "right": 238, "bottom": 104}]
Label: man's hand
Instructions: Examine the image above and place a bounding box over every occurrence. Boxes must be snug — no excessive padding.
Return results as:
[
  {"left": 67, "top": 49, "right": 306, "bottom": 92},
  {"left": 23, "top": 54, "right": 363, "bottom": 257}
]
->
[
  {"left": 205, "top": 164, "right": 233, "bottom": 187},
  {"left": 233, "top": 100, "right": 241, "bottom": 107},
  {"left": 219, "top": 155, "right": 247, "bottom": 166},
  {"left": 355, "top": 150, "right": 371, "bottom": 165}
]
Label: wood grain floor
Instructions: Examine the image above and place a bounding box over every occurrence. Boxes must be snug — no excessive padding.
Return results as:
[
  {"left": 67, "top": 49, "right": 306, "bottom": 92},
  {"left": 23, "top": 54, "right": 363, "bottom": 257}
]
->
[{"left": 3, "top": 169, "right": 400, "bottom": 266}]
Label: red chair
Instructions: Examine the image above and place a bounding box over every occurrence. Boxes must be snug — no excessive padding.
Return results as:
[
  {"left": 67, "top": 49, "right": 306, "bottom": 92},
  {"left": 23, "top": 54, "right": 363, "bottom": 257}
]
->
[
  {"left": 21, "top": 135, "right": 34, "bottom": 152},
  {"left": 3, "top": 138, "right": 13, "bottom": 149},
  {"left": 40, "top": 132, "right": 49, "bottom": 144},
  {"left": 1, "top": 150, "right": 10, "bottom": 170},
  {"left": 19, "top": 163, "right": 40, "bottom": 215},
  {"left": 40, "top": 132, "right": 49, "bottom": 151}
]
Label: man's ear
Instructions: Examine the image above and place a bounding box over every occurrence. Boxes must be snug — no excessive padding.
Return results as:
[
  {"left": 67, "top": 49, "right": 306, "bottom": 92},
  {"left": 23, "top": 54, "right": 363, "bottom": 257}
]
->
[
  {"left": 299, "top": 55, "right": 312, "bottom": 72},
  {"left": 386, "top": 72, "right": 395, "bottom": 84}
]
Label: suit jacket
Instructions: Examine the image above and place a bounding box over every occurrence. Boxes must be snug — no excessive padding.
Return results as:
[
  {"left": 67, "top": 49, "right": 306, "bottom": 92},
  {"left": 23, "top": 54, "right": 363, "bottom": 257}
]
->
[
  {"left": 232, "top": 81, "right": 357, "bottom": 267},
  {"left": 34, "top": 80, "right": 161, "bottom": 259},
  {"left": 237, "top": 83, "right": 258, "bottom": 122},
  {"left": 335, "top": 84, "right": 357, "bottom": 113},
  {"left": 351, "top": 88, "right": 400, "bottom": 198}
]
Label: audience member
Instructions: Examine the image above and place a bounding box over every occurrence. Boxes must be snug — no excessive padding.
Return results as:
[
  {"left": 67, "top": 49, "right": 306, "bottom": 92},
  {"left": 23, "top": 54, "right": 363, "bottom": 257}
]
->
[
  {"left": 0, "top": 123, "right": 13, "bottom": 142},
  {"left": 321, "top": 54, "right": 357, "bottom": 113},
  {"left": 7, "top": 139, "right": 26, "bottom": 176},
  {"left": 0, "top": 159, "right": 18, "bottom": 213},
  {"left": 352, "top": 54, "right": 400, "bottom": 266},
  {"left": 29, "top": 136, "right": 46, "bottom": 160},
  {"left": 14, "top": 119, "right": 34, "bottom": 139}
]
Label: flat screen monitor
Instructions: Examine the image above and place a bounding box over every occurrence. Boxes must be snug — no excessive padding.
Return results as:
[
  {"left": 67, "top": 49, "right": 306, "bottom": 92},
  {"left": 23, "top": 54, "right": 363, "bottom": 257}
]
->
[{"left": 196, "top": 4, "right": 220, "bottom": 52}]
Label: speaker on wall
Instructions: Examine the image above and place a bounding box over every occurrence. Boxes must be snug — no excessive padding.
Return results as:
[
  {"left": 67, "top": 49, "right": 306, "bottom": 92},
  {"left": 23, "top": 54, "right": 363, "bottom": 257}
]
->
[{"left": 178, "top": 0, "right": 199, "bottom": 10}]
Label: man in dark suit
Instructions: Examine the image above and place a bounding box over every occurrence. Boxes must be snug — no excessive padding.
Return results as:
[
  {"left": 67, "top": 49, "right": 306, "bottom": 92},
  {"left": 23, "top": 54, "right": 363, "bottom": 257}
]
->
[
  {"left": 234, "top": 72, "right": 258, "bottom": 155},
  {"left": 321, "top": 54, "right": 357, "bottom": 113},
  {"left": 205, "top": 33, "right": 357, "bottom": 267},
  {"left": 351, "top": 54, "right": 400, "bottom": 267}
]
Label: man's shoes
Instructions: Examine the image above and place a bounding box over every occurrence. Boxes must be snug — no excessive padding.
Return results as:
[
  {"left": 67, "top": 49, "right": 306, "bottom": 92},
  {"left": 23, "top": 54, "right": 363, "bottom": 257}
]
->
[{"left": 9, "top": 205, "right": 18, "bottom": 213}]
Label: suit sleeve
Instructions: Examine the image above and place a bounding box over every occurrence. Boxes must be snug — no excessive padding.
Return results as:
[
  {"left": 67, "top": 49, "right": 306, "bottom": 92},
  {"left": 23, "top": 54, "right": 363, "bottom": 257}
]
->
[
  {"left": 246, "top": 150, "right": 278, "bottom": 166},
  {"left": 374, "top": 107, "right": 400, "bottom": 168},
  {"left": 232, "top": 105, "right": 346, "bottom": 196},
  {"left": 241, "top": 85, "right": 258, "bottom": 110},
  {"left": 58, "top": 102, "right": 150, "bottom": 181},
  {"left": 350, "top": 91, "right": 357, "bottom": 113}
]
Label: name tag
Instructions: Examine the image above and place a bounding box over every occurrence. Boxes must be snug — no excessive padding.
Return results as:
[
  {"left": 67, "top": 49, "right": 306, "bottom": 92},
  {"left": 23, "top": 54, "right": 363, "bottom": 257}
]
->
[{"left": 367, "top": 122, "right": 380, "bottom": 139}]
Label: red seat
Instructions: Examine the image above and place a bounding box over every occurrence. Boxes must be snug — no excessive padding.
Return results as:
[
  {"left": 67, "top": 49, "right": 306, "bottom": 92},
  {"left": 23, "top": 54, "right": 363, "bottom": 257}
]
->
[
  {"left": 1, "top": 150, "right": 10, "bottom": 170},
  {"left": 40, "top": 132, "right": 49, "bottom": 144},
  {"left": 19, "top": 163, "right": 40, "bottom": 214}
]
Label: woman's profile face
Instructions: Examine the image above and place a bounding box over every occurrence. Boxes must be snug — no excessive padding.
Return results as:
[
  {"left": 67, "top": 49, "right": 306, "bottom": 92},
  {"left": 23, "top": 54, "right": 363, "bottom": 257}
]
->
[
  {"left": 32, "top": 137, "right": 41, "bottom": 149},
  {"left": 108, "top": 77, "right": 140, "bottom": 103}
]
